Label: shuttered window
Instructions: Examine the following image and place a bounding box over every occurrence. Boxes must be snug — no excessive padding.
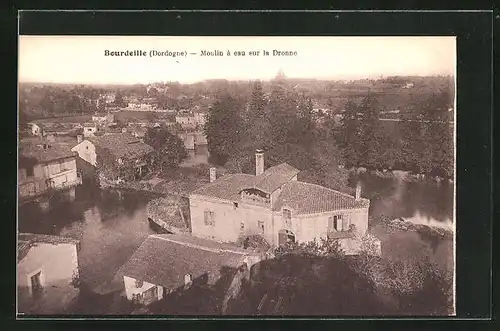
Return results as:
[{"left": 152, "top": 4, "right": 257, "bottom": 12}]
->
[{"left": 204, "top": 210, "right": 215, "bottom": 226}]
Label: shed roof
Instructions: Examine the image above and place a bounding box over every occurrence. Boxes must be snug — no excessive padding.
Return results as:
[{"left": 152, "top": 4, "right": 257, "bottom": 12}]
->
[
  {"left": 89, "top": 133, "right": 154, "bottom": 160},
  {"left": 18, "top": 233, "right": 79, "bottom": 262},
  {"left": 118, "top": 234, "right": 250, "bottom": 289},
  {"left": 19, "top": 140, "right": 76, "bottom": 164}
]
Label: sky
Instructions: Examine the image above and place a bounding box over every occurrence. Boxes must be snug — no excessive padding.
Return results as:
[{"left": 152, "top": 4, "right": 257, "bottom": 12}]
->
[{"left": 19, "top": 36, "right": 456, "bottom": 85}]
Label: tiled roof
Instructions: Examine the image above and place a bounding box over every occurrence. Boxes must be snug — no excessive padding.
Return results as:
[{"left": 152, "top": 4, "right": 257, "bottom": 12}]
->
[
  {"left": 18, "top": 233, "right": 79, "bottom": 262},
  {"left": 19, "top": 140, "right": 77, "bottom": 164},
  {"left": 190, "top": 174, "right": 256, "bottom": 202},
  {"left": 273, "top": 181, "right": 370, "bottom": 215},
  {"left": 118, "top": 234, "right": 249, "bottom": 289},
  {"left": 190, "top": 163, "right": 368, "bottom": 215},
  {"left": 89, "top": 133, "right": 154, "bottom": 160},
  {"left": 247, "top": 163, "right": 300, "bottom": 194}
]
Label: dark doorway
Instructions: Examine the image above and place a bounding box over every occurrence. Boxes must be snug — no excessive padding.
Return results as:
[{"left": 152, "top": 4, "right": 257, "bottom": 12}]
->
[
  {"left": 278, "top": 230, "right": 295, "bottom": 246},
  {"left": 30, "top": 271, "right": 43, "bottom": 298}
]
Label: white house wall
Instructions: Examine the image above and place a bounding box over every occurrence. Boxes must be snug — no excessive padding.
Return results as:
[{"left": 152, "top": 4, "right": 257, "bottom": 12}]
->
[
  {"left": 123, "top": 275, "right": 163, "bottom": 304},
  {"left": 17, "top": 243, "right": 79, "bottom": 314},
  {"left": 71, "top": 140, "right": 97, "bottom": 166},
  {"left": 190, "top": 195, "right": 370, "bottom": 248}
]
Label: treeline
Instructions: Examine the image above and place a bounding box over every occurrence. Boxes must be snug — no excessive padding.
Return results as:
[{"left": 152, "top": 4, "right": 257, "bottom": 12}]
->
[
  {"left": 337, "top": 89, "right": 454, "bottom": 177},
  {"left": 227, "top": 235, "right": 453, "bottom": 316},
  {"left": 205, "top": 80, "right": 454, "bottom": 186},
  {"left": 205, "top": 81, "right": 350, "bottom": 193},
  {"left": 19, "top": 85, "right": 113, "bottom": 120}
]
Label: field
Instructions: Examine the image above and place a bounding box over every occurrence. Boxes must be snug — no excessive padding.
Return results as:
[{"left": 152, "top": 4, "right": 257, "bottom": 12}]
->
[{"left": 113, "top": 111, "right": 175, "bottom": 123}]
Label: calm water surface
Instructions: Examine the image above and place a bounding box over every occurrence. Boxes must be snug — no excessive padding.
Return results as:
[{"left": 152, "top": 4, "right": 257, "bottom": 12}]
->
[
  {"left": 18, "top": 186, "right": 156, "bottom": 292},
  {"left": 18, "top": 158, "right": 455, "bottom": 291}
]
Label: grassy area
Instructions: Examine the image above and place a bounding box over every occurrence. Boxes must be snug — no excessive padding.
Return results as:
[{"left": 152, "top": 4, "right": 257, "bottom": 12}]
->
[
  {"left": 114, "top": 111, "right": 175, "bottom": 123},
  {"left": 33, "top": 115, "right": 92, "bottom": 123}
]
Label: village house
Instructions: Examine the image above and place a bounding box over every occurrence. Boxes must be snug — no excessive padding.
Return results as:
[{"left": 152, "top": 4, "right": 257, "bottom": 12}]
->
[
  {"left": 189, "top": 150, "right": 375, "bottom": 254},
  {"left": 30, "top": 122, "right": 43, "bottom": 136},
  {"left": 29, "top": 122, "right": 82, "bottom": 137},
  {"left": 193, "top": 110, "right": 208, "bottom": 128},
  {"left": 100, "top": 92, "right": 116, "bottom": 104},
  {"left": 91, "top": 112, "right": 115, "bottom": 125},
  {"left": 175, "top": 112, "right": 197, "bottom": 130},
  {"left": 71, "top": 133, "right": 154, "bottom": 181},
  {"left": 83, "top": 122, "right": 98, "bottom": 137},
  {"left": 118, "top": 234, "right": 261, "bottom": 307},
  {"left": 127, "top": 126, "right": 148, "bottom": 139},
  {"left": 19, "top": 140, "right": 81, "bottom": 200},
  {"left": 18, "top": 233, "right": 80, "bottom": 314}
]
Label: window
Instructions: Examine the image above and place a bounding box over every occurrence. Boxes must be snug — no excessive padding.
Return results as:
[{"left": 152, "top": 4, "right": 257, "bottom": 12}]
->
[
  {"left": 61, "top": 160, "right": 72, "bottom": 171},
  {"left": 342, "top": 216, "right": 349, "bottom": 231},
  {"left": 204, "top": 210, "right": 214, "bottom": 226},
  {"left": 240, "top": 222, "right": 245, "bottom": 231},
  {"left": 329, "top": 215, "right": 343, "bottom": 231},
  {"left": 184, "top": 274, "right": 193, "bottom": 287},
  {"left": 51, "top": 162, "right": 61, "bottom": 174},
  {"left": 143, "top": 286, "right": 158, "bottom": 303},
  {"left": 30, "top": 271, "right": 43, "bottom": 297},
  {"left": 283, "top": 209, "right": 291, "bottom": 228},
  {"left": 135, "top": 279, "right": 144, "bottom": 288},
  {"left": 26, "top": 166, "right": 34, "bottom": 177},
  {"left": 258, "top": 221, "right": 265, "bottom": 234},
  {"left": 233, "top": 202, "right": 239, "bottom": 208}
]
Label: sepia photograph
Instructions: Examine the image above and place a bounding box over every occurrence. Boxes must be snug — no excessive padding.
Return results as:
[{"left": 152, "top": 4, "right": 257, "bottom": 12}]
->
[{"left": 17, "top": 35, "right": 456, "bottom": 317}]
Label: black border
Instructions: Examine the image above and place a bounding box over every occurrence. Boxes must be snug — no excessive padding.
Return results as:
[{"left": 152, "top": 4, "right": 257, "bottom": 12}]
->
[{"left": 5, "top": 8, "right": 495, "bottom": 328}]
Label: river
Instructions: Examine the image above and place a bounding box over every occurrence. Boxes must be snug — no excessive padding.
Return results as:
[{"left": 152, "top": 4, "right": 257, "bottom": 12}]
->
[
  {"left": 17, "top": 155, "right": 454, "bottom": 295},
  {"left": 18, "top": 186, "right": 157, "bottom": 293}
]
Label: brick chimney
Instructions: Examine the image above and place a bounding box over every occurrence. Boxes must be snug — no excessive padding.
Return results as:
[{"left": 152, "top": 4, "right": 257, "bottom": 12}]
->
[
  {"left": 355, "top": 182, "right": 362, "bottom": 201},
  {"left": 255, "top": 149, "right": 264, "bottom": 176},
  {"left": 209, "top": 167, "right": 216, "bottom": 183}
]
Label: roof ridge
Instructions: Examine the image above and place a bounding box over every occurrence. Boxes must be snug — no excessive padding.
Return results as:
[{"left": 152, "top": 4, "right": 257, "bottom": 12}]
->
[{"left": 150, "top": 234, "right": 247, "bottom": 256}]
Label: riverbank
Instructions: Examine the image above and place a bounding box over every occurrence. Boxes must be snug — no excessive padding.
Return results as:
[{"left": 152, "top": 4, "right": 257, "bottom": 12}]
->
[
  {"left": 350, "top": 167, "right": 454, "bottom": 183},
  {"left": 370, "top": 216, "right": 454, "bottom": 275},
  {"left": 146, "top": 196, "right": 191, "bottom": 234}
]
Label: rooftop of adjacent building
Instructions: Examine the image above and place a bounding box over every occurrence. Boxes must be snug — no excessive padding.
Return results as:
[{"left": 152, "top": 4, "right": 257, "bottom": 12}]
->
[
  {"left": 77, "top": 133, "right": 154, "bottom": 160},
  {"left": 118, "top": 234, "right": 254, "bottom": 290},
  {"left": 19, "top": 138, "right": 77, "bottom": 165},
  {"left": 18, "top": 233, "right": 79, "bottom": 262}
]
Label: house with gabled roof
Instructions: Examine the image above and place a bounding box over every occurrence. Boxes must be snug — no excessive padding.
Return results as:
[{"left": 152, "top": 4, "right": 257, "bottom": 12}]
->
[
  {"left": 71, "top": 133, "right": 154, "bottom": 181},
  {"left": 19, "top": 139, "right": 81, "bottom": 200},
  {"left": 17, "top": 233, "right": 80, "bottom": 314},
  {"left": 118, "top": 234, "right": 261, "bottom": 307},
  {"left": 189, "top": 150, "right": 373, "bottom": 254}
]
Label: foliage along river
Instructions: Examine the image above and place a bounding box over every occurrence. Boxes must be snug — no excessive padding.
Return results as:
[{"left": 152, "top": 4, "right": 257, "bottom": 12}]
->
[{"left": 18, "top": 149, "right": 454, "bottom": 294}]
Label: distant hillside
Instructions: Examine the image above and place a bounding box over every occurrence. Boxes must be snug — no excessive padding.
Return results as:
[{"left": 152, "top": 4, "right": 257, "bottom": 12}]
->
[{"left": 19, "top": 76, "right": 454, "bottom": 121}]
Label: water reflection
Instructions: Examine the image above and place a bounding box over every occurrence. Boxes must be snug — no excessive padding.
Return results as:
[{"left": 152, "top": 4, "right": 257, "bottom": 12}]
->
[
  {"left": 351, "top": 172, "right": 454, "bottom": 225},
  {"left": 18, "top": 185, "right": 156, "bottom": 291},
  {"left": 181, "top": 145, "right": 210, "bottom": 167}
]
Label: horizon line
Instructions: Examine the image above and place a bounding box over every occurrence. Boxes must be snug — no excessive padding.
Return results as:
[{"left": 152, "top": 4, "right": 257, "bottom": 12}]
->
[{"left": 19, "top": 73, "right": 454, "bottom": 86}]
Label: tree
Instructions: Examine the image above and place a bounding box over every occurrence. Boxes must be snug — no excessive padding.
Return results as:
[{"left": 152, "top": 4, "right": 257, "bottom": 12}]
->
[
  {"left": 273, "top": 237, "right": 345, "bottom": 260},
  {"left": 114, "top": 90, "right": 126, "bottom": 108},
  {"left": 357, "top": 93, "right": 384, "bottom": 169},
  {"left": 144, "top": 127, "right": 188, "bottom": 174},
  {"left": 338, "top": 99, "right": 362, "bottom": 167},
  {"left": 204, "top": 94, "right": 245, "bottom": 164}
]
